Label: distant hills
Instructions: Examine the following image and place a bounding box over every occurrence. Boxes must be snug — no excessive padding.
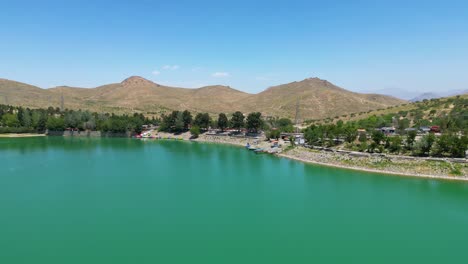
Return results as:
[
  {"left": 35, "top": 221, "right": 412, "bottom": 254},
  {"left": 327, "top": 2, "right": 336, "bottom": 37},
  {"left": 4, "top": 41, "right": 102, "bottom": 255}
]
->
[
  {"left": 361, "top": 87, "right": 467, "bottom": 101},
  {"left": 0, "top": 76, "right": 405, "bottom": 120},
  {"left": 410, "top": 90, "right": 468, "bottom": 102}
]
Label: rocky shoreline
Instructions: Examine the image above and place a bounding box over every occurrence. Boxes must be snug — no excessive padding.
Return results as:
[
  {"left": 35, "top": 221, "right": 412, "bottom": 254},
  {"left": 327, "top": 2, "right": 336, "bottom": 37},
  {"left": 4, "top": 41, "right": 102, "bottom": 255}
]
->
[
  {"left": 278, "top": 147, "right": 468, "bottom": 181},
  {"left": 194, "top": 134, "right": 468, "bottom": 181}
]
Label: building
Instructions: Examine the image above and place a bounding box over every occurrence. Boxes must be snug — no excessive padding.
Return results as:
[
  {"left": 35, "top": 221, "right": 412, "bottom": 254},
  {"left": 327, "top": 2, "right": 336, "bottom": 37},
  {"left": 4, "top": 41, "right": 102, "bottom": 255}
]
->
[
  {"left": 430, "top": 126, "right": 441, "bottom": 133},
  {"left": 419, "top": 126, "right": 431, "bottom": 133},
  {"left": 380, "top": 127, "right": 396, "bottom": 135}
]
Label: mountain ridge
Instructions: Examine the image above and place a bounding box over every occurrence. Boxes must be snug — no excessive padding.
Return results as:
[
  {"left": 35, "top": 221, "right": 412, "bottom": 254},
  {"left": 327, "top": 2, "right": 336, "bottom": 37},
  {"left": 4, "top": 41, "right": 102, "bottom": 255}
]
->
[{"left": 0, "top": 76, "right": 406, "bottom": 119}]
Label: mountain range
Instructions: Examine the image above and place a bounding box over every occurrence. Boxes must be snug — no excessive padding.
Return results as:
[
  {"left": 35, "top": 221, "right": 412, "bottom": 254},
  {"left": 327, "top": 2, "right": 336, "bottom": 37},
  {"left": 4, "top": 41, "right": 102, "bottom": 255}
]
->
[
  {"left": 0, "top": 76, "right": 406, "bottom": 120},
  {"left": 409, "top": 90, "right": 468, "bottom": 102},
  {"left": 364, "top": 87, "right": 468, "bottom": 102}
]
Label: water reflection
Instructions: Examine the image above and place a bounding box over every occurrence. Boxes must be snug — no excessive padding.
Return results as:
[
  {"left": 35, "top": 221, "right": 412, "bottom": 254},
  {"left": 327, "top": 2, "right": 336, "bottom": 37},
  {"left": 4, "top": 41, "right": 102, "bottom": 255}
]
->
[{"left": 0, "top": 137, "right": 145, "bottom": 153}]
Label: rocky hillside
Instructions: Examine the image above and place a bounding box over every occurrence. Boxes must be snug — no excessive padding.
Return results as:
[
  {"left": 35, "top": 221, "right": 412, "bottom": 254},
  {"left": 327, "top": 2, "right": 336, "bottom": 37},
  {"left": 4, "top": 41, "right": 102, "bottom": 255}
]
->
[{"left": 239, "top": 78, "right": 404, "bottom": 119}]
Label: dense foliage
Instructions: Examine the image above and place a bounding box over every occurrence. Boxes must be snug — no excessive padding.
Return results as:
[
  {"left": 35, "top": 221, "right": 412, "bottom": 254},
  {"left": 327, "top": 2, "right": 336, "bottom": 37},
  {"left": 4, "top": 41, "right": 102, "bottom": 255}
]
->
[
  {"left": 158, "top": 110, "right": 267, "bottom": 134},
  {"left": 0, "top": 105, "right": 149, "bottom": 134}
]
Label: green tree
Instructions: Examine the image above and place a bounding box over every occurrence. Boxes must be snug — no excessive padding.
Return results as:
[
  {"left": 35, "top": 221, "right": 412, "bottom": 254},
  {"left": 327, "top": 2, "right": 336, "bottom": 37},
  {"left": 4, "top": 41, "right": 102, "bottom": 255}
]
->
[
  {"left": 413, "top": 134, "right": 436, "bottom": 156},
  {"left": 31, "top": 111, "right": 42, "bottom": 130},
  {"left": 397, "top": 118, "right": 410, "bottom": 131},
  {"left": 194, "top": 113, "right": 210, "bottom": 130},
  {"left": 358, "top": 132, "right": 367, "bottom": 143},
  {"left": 371, "top": 130, "right": 385, "bottom": 145},
  {"left": 246, "top": 112, "right": 263, "bottom": 133},
  {"left": 190, "top": 125, "right": 201, "bottom": 139},
  {"left": 389, "top": 136, "right": 403, "bottom": 154},
  {"left": 230, "top": 111, "right": 245, "bottom": 131},
  {"left": 21, "top": 108, "right": 32, "bottom": 127},
  {"left": 38, "top": 112, "right": 47, "bottom": 131},
  {"left": 406, "top": 130, "right": 417, "bottom": 150},
  {"left": 359, "top": 141, "right": 368, "bottom": 152},
  {"left": 343, "top": 125, "right": 358, "bottom": 143},
  {"left": 174, "top": 111, "right": 185, "bottom": 132},
  {"left": 1, "top": 113, "right": 20, "bottom": 127},
  {"left": 277, "top": 118, "right": 294, "bottom": 132},
  {"left": 182, "top": 110, "right": 192, "bottom": 130},
  {"left": 46, "top": 116, "right": 65, "bottom": 131},
  {"left": 266, "top": 129, "right": 281, "bottom": 140},
  {"left": 17, "top": 107, "right": 26, "bottom": 126},
  {"left": 217, "top": 113, "right": 228, "bottom": 131},
  {"left": 430, "top": 134, "right": 450, "bottom": 157},
  {"left": 305, "top": 125, "right": 321, "bottom": 145},
  {"left": 159, "top": 113, "right": 175, "bottom": 132},
  {"left": 450, "top": 135, "right": 468, "bottom": 158}
]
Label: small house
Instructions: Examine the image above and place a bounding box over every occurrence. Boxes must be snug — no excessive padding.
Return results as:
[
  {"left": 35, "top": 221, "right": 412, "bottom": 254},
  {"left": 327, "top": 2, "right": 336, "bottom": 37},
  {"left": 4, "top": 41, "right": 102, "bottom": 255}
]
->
[
  {"left": 419, "top": 126, "right": 431, "bottom": 133},
  {"left": 430, "top": 126, "right": 441, "bottom": 133},
  {"left": 380, "top": 127, "right": 396, "bottom": 135}
]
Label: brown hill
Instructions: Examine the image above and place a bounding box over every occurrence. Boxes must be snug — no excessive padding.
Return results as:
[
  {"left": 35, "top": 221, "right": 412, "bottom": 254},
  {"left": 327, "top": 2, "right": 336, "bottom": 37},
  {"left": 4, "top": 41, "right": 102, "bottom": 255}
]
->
[
  {"left": 0, "top": 76, "right": 406, "bottom": 119},
  {"left": 239, "top": 78, "right": 405, "bottom": 120}
]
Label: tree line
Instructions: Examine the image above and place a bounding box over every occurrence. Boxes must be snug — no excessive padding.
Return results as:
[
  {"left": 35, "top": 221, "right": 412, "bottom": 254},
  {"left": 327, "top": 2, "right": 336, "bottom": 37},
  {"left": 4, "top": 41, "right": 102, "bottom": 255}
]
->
[
  {"left": 158, "top": 110, "right": 268, "bottom": 137},
  {"left": 0, "top": 105, "right": 150, "bottom": 134}
]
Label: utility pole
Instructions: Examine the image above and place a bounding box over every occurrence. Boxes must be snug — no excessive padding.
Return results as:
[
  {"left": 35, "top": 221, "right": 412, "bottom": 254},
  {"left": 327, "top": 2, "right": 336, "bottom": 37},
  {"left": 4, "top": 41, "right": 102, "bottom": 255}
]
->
[
  {"left": 60, "top": 88, "right": 64, "bottom": 111},
  {"left": 294, "top": 97, "right": 300, "bottom": 133}
]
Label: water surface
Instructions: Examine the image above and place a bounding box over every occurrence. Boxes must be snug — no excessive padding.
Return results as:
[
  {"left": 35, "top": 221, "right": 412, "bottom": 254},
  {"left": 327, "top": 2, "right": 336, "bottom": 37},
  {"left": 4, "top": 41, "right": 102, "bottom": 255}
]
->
[{"left": 1, "top": 137, "right": 468, "bottom": 263}]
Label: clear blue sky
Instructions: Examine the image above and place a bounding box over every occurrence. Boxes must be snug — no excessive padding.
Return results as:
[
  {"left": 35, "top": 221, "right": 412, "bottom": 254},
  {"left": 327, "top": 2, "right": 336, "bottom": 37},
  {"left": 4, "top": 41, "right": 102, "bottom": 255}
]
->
[{"left": 1, "top": 0, "right": 467, "bottom": 98}]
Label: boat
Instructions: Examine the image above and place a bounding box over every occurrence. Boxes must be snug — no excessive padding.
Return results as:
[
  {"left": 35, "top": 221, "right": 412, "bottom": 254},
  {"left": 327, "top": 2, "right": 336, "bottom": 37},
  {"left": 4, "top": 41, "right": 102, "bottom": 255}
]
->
[
  {"left": 254, "top": 148, "right": 265, "bottom": 153},
  {"left": 248, "top": 145, "right": 257, "bottom": 150}
]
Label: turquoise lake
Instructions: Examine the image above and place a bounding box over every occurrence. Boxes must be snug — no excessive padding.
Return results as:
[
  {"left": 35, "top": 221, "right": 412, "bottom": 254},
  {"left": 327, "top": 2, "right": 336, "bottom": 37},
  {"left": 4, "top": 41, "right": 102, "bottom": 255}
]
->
[{"left": 1, "top": 137, "right": 468, "bottom": 263}]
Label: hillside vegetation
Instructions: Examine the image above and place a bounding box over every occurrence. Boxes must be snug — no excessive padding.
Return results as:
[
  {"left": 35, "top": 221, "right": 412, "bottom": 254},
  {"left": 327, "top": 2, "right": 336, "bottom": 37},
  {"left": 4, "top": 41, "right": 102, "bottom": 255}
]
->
[
  {"left": 307, "top": 93, "right": 468, "bottom": 130},
  {"left": 302, "top": 95, "right": 467, "bottom": 159}
]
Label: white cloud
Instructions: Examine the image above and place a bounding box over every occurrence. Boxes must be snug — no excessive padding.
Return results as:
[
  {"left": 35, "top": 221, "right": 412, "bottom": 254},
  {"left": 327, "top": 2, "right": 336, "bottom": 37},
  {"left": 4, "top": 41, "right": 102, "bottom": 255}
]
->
[
  {"left": 212, "top": 72, "right": 230, "bottom": 77},
  {"left": 152, "top": 70, "right": 161, "bottom": 76},
  {"left": 162, "top": 65, "right": 180, "bottom": 70}
]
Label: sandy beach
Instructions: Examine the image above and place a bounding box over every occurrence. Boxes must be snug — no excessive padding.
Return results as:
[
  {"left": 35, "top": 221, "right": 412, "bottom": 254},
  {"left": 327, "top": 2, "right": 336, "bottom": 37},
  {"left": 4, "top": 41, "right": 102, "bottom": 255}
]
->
[{"left": 0, "top": 133, "right": 46, "bottom": 138}]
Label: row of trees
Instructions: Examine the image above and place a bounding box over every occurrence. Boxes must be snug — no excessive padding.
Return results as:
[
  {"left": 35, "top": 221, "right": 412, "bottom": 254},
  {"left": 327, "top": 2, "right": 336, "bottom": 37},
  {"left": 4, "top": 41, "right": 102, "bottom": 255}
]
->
[
  {"left": 158, "top": 110, "right": 265, "bottom": 134},
  {"left": 0, "top": 105, "right": 150, "bottom": 134}
]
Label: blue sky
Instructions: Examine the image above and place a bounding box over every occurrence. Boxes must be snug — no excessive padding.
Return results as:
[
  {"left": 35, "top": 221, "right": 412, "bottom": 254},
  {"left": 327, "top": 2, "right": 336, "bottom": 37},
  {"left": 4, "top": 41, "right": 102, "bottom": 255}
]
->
[{"left": 1, "top": 0, "right": 467, "bottom": 98}]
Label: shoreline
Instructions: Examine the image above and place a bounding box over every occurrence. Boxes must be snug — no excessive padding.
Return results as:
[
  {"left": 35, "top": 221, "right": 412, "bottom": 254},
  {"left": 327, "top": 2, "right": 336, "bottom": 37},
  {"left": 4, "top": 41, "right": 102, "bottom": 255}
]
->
[
  {"left": 190, "top": 134, "right": 468, "bottom": 181},
  {"left": 0, "top": 133, "right": 46, "bottom": 138},
  {"left": 277, "top": 152, "right": 468, "bottom": 182},
  {"left": 5, "top": 132, "right": 467, "bottom": 182}
]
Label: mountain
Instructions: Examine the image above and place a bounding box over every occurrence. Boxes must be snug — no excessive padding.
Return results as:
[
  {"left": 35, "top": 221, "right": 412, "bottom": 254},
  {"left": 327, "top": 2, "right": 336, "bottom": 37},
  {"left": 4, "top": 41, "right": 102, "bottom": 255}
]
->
[
  {"left": 0, "top": 76, "right": 406, "bottom": 120},
  {"left": 410, "top": 90, "right": 468, "bottom": 102},
  {"left": 238, "top": 78, "right": 405, "bottom": 119},
  {"left": 410, "top": 92, "right": 440, "bottom": 102}
]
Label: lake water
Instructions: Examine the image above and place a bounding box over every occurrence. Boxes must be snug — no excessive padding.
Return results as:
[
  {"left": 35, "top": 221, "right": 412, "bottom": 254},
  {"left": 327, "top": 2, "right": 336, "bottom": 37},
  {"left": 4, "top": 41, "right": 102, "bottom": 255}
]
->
[{"left": 1, "top": 137, "right": 468, "bottom": 263}]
